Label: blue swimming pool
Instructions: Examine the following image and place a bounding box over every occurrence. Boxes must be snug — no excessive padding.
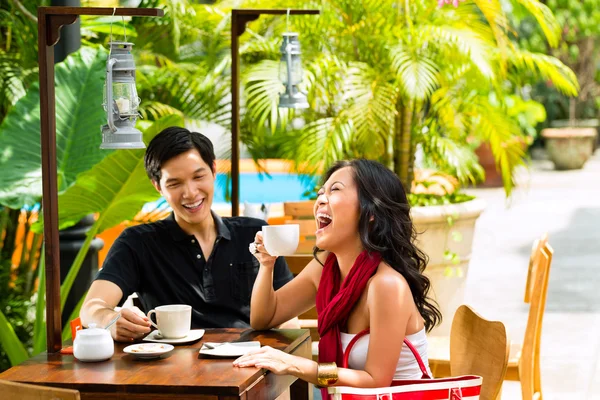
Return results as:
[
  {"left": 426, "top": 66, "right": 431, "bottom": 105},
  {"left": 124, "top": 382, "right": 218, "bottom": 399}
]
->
[{"left": 214, "top": 172, "right": 318, "bottom": 203}]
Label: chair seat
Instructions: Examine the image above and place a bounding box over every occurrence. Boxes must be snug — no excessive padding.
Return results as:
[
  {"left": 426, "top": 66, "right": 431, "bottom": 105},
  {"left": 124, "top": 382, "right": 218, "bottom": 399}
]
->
[
  {"left": 427, "top": 335, "right": 451, "bottom": 363},
  {"left": 505, "top": 342, "right": 523, "bottom": 381},
  {"left": 426, "top": 336, "right": 451, "bottom": 378},
  {"left": 508, "top": 342, "right": 522, "bottom": 366}
]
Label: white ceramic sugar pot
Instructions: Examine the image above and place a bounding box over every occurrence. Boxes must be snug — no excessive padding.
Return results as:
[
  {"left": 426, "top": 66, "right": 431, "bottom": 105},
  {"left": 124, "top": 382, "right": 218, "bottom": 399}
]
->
[{"left": 73, "top": 323, "right": 114, "bottom": 362}]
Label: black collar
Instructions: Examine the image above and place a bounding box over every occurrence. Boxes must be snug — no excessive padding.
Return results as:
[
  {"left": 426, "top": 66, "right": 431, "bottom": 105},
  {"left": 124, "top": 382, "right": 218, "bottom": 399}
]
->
[{"left": 165, "top": 211, "right": 231, "bottom": 242}]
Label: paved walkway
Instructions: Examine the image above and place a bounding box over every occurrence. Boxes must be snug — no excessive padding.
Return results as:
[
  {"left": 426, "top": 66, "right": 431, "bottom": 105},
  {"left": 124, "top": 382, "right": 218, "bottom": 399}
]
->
[{"left": 464, "top": 149, "right": 600, "bottom": 399}]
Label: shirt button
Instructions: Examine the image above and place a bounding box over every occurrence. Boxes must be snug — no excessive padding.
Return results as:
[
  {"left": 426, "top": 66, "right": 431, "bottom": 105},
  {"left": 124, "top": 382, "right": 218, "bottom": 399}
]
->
[
  {"left": 196, "top": 254, "right": 201, "bottom": 259},
  {"left": 191, "top": 239, "right": 195, "bottom": 243}
]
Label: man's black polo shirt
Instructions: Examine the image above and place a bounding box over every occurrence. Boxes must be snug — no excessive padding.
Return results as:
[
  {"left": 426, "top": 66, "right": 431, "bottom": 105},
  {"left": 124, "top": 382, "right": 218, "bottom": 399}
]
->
[{"left": 96, "top": 212, "right": 294, "bottom": 328}]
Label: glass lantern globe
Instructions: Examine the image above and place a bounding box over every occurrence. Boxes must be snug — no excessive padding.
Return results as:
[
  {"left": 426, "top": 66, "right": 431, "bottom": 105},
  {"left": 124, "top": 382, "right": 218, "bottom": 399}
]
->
[
  {"left": 278, "top": 33, "right": 309, "bottom": 109},
  {"left": 100, "top": 42, "right": 145, "bottom": 149}
]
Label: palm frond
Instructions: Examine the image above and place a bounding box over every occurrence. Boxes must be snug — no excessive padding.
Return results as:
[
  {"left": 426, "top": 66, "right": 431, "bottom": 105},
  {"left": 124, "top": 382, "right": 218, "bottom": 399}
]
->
[
  {"left": 467, "top": 99, "right": 528, "bottom": 196},
  {"left": 421, "top": 24, "right": 495, "bottom": 80},
  {"left": 506, "top": 49, "right": 579, "bottom": 96},
  {"left": 512, "top": 0, "right": 560, "bottom": 47},
  {"left": 280, "top": 116, "right": 353, "bottom": 176},
  {"left": 391, "top": 45, "right": 439, "bottom": 100},
  {"left": 243, "top": 60, "right": 292, "bottom": 133},
  {"left": 342, "top": 62, "right": 396, "bottom": 156},
  {"left": 416, "top": 127, "right": 484, "bottom": 186}
]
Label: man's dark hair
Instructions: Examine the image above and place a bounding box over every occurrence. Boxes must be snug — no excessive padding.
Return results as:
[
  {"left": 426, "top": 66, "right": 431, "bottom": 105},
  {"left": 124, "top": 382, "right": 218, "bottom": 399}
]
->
[{"left": 144, "top": 126, "right": 216, "bottom": 183}]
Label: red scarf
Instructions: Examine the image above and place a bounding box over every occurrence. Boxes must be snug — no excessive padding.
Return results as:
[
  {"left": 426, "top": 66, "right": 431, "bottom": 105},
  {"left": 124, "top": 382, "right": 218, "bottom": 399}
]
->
[{"left": 316, "top": 250, "right": 382, "bottom": 394}]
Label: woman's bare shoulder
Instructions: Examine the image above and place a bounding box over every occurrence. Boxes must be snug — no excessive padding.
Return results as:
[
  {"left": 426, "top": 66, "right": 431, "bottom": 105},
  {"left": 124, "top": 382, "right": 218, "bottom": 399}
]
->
[{"left": 368, "top": 261, "right": 411, "bottom": 298}]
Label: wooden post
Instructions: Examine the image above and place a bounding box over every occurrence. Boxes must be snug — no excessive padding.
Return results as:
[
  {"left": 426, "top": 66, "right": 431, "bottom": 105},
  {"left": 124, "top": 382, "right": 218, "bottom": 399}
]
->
[
  {"left": 37, "top": 6, "right": 163, "bottom": 353},
  {"left": 230, "top": 9, "right": 319, "bottom": 217}
]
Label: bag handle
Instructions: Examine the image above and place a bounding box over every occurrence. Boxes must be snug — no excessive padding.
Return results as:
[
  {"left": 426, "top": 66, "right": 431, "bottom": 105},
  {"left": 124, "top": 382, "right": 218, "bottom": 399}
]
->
[{"left": 342, "top": 329, "right": 431, "bottom": 379}]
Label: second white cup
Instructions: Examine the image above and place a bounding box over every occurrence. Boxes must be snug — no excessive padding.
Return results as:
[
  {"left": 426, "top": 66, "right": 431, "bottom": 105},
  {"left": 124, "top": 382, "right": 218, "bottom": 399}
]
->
[
  {"left": 147, "top": 304, "right": 191, "bottom": 339},
  {"left": 262, "top": 224, "right": 299, "bottom": 256}
]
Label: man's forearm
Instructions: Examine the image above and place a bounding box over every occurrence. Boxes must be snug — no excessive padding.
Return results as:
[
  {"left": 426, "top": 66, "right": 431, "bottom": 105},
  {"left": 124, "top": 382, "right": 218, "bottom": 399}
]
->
[{"left": 80, "top": 298, "right": 118, "bottom": 328}]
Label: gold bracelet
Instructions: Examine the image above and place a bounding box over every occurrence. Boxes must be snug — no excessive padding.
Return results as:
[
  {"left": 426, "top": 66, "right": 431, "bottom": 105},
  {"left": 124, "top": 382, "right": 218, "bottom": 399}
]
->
[{"left": 317, "top": 362, "right": 338, "bottom": 387}]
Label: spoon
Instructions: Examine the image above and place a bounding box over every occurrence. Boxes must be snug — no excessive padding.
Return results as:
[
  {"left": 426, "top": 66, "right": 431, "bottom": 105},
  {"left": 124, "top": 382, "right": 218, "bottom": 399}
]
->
[
  {"left": 203, "top": 342, "right": 228, "bottom": 349},
  {"left": 104, "top": 313, "right": 121, "bottom": 330}
]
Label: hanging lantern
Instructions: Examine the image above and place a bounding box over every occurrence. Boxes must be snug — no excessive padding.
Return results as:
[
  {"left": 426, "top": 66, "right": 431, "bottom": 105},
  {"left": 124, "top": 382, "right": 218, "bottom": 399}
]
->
[
  {"left": 100, "top": 42, "right": 145, "bottom": 149},
  {"left": 278, "top": 33, "right": 309, "bottom": 109}
]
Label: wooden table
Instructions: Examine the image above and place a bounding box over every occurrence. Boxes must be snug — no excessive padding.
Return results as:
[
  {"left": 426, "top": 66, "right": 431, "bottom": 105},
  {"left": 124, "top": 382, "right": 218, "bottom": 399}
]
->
[{"left": 0, "top": 328, "right": 312, "bottom": 400}]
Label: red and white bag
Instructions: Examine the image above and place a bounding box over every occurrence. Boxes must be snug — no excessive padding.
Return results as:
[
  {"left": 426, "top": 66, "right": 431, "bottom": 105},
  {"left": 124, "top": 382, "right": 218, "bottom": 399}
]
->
[{"left": 327, "top": 330, "right": 482, "bottom": 400}]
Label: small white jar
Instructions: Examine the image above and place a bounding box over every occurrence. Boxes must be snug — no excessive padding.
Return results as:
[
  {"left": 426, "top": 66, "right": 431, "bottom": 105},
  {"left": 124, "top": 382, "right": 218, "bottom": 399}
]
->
[{"left": 73, "top": 323, "right": 114, "bottom": 362}]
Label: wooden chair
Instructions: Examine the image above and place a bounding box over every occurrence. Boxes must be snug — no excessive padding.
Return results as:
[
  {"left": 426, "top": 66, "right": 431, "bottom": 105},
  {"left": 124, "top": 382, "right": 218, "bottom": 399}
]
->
[
  {"left": 505, "top": 242, "right": 553, "bottom": 400},
  {"left": 429, "top": 234, "right": 553, "bottom": 400},
  {"left": 449, "top": 305, "right": 510, "bottom": 400},
  {"left": 524, "top": 233, "right": 548, "bottom": 304},
  {"left": 0, "top": 380, "right": 80, "bottom": 400}
]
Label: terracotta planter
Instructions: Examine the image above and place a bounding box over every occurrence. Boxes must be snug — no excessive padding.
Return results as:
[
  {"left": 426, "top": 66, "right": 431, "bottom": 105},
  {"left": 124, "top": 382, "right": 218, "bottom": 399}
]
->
[
  {"left": 475, "top": 139, "right": 529, "bottom": 188},
  {"left": 541, "top": 128, "right": 597, "bottom": 170},
  {"left": 411, "top": 199, "right": 486, "bottom": 336},
  {"left": 474, "top": 143, "right": 503, "bottom": 187}
]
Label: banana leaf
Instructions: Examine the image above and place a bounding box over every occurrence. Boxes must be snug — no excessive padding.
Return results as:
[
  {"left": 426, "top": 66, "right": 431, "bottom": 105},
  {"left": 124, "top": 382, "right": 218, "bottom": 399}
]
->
[
  {"left": 0, "top": 309, "right": 29, "bottom": 366},
  {"left": 0, "top": 46, "right": 111, "bottom": 209}
]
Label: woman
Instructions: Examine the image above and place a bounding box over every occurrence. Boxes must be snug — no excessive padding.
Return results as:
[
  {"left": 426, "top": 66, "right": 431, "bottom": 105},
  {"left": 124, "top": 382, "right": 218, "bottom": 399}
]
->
[{"left": 234, "top": 159, "right": 441, "bottom": 394}]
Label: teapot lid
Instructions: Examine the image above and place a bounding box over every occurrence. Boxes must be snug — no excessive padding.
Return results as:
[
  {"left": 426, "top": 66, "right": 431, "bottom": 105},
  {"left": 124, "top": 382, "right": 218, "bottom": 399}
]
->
[{"left": 78, "top": 323, "right": 109, "bottom": 337}]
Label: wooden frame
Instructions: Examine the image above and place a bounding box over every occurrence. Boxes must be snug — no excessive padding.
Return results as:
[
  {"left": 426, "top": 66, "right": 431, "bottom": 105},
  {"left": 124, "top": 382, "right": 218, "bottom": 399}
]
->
[
  {"left": 37, "top": 6, "right": 163, "bottom": 354},
  {"left": 230, "top": 9, "right": 319, "bottom": 216}
]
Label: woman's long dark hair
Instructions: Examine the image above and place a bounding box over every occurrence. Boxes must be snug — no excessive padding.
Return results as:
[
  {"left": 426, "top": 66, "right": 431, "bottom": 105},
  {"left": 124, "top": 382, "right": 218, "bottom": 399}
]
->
[{"left": 315, "top": 159, "right": 442, "bottom": 332}]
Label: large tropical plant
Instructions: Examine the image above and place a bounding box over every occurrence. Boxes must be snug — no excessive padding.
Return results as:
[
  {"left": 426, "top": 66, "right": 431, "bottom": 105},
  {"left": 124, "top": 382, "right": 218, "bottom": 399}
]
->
[
  {"left": 241, "top": 0, "right": 579, "bottom": 197},
  {"left": 0, "top": 114, "right": 180, "bottom": 368},
  {"left": 515, "top": 0, "right": 600, "bottom": 122},
  {"left": 0, "top": 0, "right": 42, "bottom": 122}
]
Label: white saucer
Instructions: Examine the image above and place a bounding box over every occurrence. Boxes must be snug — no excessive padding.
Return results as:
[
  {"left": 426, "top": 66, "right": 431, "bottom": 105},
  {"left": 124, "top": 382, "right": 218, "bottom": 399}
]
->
[
  {"left": 123, "top": 343, "right": 174, "bottom": 359},
  {"left": 143, "top": 329, "right": 205, "bottom": 345},
  {"left": 199, "top": 341, "right": 261, "bottom": 357}
]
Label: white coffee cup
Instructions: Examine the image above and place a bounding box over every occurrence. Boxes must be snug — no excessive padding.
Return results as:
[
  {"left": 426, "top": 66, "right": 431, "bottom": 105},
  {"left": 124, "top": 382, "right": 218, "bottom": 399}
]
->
[
  {"left": 262, "top": 224, "right": 299, "bottom": 256},
  {"left": 147, "top": 304, "right": 192, "bottom": 339}
]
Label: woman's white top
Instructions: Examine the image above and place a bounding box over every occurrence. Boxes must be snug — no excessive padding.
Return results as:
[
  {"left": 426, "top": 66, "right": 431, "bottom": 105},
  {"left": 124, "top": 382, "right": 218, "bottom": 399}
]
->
[{"left": 340, "top": 328, "right": 432, "bottom": 380}]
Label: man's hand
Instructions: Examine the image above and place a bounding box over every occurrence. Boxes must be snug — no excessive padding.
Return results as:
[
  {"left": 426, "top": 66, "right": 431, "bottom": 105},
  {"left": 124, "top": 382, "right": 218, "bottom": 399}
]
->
[{"left": 111, "top": 307, "right": 151, "bottom": 342}]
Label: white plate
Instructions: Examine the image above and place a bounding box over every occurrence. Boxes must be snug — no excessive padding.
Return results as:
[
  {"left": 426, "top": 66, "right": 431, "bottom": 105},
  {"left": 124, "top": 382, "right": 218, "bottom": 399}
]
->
[
  {"left": 143, "top": 329, "right": 205, "bottom": 345},
  {"left": 199, "top": 341, "right": 261, "bottom": 357},
  {"left": 123, "top": 343, "right": 174, "bottom": 359}
]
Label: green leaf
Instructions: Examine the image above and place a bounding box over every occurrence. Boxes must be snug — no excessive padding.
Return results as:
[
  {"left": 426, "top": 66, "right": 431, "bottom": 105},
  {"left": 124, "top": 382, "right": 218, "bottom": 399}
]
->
[
  {"left": 514, "top": 0, "right": 561, "bottom": 47},
  {"left": 55, "top": 114, "right": 183, "bottom": 233},
  {"left": 452, "top": 231, "right": 463, "bottom": 243},
  {"left": 62, "top": 292, "right": 86, "bottom": 342},
  {"left": 0, "top": 309, "right": 29, "bottom": 366},
  {"left": 0, "top": 46, "right": 111, "bottom": 209},
  {"left": 33, "top": 250, "right": 47, "bottom": 355},
  {"left": 391, "top": 46, "right": 439, "bottom": 100}
]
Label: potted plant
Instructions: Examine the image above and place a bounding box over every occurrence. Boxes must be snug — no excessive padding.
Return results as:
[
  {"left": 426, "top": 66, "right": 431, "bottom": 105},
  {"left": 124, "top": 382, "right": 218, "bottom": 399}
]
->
[
  {"left": 541, "top": 127, "right": 596, "bottom": 170},
  {"left": 243, "top": 0, "right": 577, "bottom": 335}
]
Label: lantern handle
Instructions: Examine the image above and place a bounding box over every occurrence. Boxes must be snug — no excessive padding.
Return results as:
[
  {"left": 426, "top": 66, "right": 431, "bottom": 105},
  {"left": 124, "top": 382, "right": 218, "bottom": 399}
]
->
[{"left": 106, "top": 58, "right": 118, "bottom": 132}]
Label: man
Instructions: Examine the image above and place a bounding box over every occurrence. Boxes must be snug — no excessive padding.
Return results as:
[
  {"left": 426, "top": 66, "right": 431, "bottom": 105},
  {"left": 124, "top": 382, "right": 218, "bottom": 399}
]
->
[{"left": 80, "top": 127, "right": 295, "bottom": 341}]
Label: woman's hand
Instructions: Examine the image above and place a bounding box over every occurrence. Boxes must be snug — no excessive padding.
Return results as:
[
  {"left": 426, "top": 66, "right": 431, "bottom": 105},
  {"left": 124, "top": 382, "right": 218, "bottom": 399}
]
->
[
  {"left": 250, "top": 231, "right": 278, "bottom": 270},
  {"left": 233, "top": 346, "right": 297, "bottom": 375}
]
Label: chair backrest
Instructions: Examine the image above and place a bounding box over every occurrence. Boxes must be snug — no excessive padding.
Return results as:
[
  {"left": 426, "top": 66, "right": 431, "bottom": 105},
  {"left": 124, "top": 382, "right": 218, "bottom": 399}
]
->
[
  {"left": 0, "top": 379, "right": 80, "bottom": 400},
  {"left": 450, "top": 305, "right": 510, "bottom": 400},
  {"left": 283, "top": 201, "right": 316, "bottom": 254},
  {"left": 524, "top": 233, "right": 548, "bottom": 303},
  {"left": 519, "top": 243, "right": 553, "bottom": 400}
]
